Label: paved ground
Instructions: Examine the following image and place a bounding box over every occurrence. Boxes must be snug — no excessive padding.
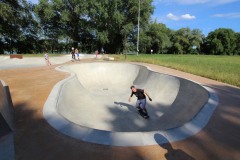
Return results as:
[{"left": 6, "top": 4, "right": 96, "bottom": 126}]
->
[
  {"left": 0, "top": 58, "right": 239, "bottom": 160},
  {"left": 0, "top": 54, "right": 96, "bottom": 70}
]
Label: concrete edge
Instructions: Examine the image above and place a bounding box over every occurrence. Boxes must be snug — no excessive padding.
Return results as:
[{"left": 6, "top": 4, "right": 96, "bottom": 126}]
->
[
  {"left": 43, "top": 63, "right": 219, "bottom": 146},
  {"left": 0, "top": 80, "right": 14, "bottom": 130},
  {"left": 0, "top": 80, "right": 14, "bottom": 160},
  {"left": 0, "top": 133, "right": 14, "bottom": 160}
]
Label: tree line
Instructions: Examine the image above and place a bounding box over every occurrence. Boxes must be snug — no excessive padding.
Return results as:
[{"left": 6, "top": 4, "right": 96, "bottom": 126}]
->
[{"left": 1, "top": 0, "right": 239, "bottom": 55}]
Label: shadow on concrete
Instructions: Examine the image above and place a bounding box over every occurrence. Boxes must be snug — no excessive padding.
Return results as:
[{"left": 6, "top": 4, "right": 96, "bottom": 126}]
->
[
  {"left": 191, "top": 84, "right": 240, "bottom": 158},
  {"left": 13, "top": 102, "right": 146, "bottom": 160},
  {"left": 210, "top": 84, "right": 240, "bottom": 96},
  {"left": 110, "top": 100, "right": 190, "bottom": 132},
  {"left": 154, "top": 133, "right": 195, "bottom": 160},
  {"left": 114, "top": 101, "right": 169, "bottom": 114},
  {"left": 111, "top": 101, "right": 171, "bottom": 132},
  {"left": 114, "top": 101, "right": 135, "bottom": 112},
  {"left": 0, "top": 113, "right": 11, "bottom": 138}
]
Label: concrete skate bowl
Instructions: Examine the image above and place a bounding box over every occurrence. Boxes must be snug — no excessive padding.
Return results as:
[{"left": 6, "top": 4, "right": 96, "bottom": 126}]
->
[{"left": 43, "top": 62, "right": 218, "bottom": 146}]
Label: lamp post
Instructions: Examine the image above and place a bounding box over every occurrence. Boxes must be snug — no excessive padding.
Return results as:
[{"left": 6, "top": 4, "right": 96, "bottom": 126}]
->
[{"left": 137, "top": 0, "right": 140, "bottom": 56}]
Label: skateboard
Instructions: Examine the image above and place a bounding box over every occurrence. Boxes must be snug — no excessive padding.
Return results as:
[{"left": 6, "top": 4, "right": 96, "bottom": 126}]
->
[{"left": 138, "top": 109, "right": 149, "bottom": 119}]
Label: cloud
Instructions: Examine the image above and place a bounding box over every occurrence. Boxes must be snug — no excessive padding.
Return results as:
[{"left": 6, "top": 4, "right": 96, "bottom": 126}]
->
[
  {"left": 167, "top": 13, "right": 196, "bottom": 20},
  {"left": 181, "top": 14, "right": 196, "bottom": 19},
  {"left": 176, "top": 0, "right": 209, "bottom": 5},
  {"left": 153, "top": 0, "right": 240, "bottom": 5},
  {"left": 211, "top": 0, "right": 240, "bottom": 5},
  {"left": 212, "top": 12, "right": 240, "bottom": 18},
  {"left": 167, "top": 13, "right": 180, "bottom": 20}
]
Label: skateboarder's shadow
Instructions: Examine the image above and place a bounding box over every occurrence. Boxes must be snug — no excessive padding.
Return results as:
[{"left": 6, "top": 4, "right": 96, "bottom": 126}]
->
[
  {"left": 154, "top": 133, "right": 195, "bottom": 160},
  {"left": 114, "top": 102, "right": 135, "bottom": 112}
]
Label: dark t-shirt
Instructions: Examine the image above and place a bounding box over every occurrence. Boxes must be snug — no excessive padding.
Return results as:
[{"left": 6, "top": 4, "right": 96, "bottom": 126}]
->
[{"left": 131, "top": 89, "right": 146, "bottom": 100}]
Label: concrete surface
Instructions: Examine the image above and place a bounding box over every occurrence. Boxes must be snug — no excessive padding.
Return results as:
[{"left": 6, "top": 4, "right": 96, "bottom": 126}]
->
[
  {"left": 43, "top": 62, "right": 217, "bottom": 146},
  {"left": 0, "top": 80, "right": 14, "bottom": 160},
  {"left": 0, "top": 54, "right": 97, "bottom": 70},
  {"left": 0, "top": 59, "right": 239, "bottom": 160}
]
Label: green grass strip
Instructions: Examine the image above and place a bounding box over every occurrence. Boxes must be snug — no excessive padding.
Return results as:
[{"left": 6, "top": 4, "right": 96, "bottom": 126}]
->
[{"left": 112, "top": 54, "right": 240, "bottom": 87}]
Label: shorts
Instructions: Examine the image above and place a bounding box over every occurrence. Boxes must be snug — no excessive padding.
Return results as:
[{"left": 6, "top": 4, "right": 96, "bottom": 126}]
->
[{"left": 136, "top": 99, "right": 146, "bottom": 109}]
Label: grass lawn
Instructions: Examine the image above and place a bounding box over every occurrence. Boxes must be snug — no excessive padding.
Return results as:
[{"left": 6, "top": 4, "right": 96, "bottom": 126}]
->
[{"left": 112, "top": 54, "right": 240, "bottom": 87}]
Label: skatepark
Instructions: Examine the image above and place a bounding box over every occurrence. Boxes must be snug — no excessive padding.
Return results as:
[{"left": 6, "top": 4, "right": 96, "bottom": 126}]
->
[
  {"left": 43, "top": 62, "right": 217, "bottom": 146},
  {"left": 0, "top": 55, "right": 240, "bottom": 159}
]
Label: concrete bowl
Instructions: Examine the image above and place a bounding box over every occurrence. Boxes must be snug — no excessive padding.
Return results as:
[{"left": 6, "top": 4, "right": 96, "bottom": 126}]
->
[{"left": 43, "top": 62, "right": 218, "bottom": 146}]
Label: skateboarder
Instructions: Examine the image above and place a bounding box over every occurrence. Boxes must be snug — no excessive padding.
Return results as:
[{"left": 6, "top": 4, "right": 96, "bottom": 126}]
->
[{"left": 128, "top": 85, "right": 152, "bottom": 117}]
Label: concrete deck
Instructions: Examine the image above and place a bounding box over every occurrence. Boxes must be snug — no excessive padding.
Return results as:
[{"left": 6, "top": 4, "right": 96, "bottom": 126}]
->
[
  {"left": 0, "top": 57, "right": 239, "bottom": 160},
  {"left": 0, "top": 54, "right": 97, "bottom": 70}
]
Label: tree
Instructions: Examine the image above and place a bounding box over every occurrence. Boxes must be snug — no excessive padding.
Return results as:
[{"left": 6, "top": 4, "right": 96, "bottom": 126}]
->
[
  {"left": 88, "top": 0, "right": 154, "bottom": 53},
  {"left": 34, "top": 0, "right": 153, "bottom": 53},
  {"left": 141, "top": 22, "right": 171, "bottom": 54},
  {"left": 209, "top": 38, "right": 224, "bottom": 55},
  {"left": 206, "top": 28, "right": 236, "bottom": 55},
  {"left": 0, "top": 0, "right": 38, "bottom": 54},
  {"left": 234, "top": 32, "right": 240, "bottom": 55},
  {"left": 168, "top": 28, "right": 205, "bottom": 54},
  {"left": 169, "top": 28, "right": 190, "bottom": 54},
  {"left": 190, "top": 29, "right": 205, "bottom": 54},
  {"left": 2, "top": 0, "right": 239, "bottom": 55},
  {"left": 35, "top": 0, "right": 87, "bottom": 52},
  {"left": 0, "top": 0, "right": 20, "bottom": 53},
  {"left": 138, "top": 31, "right": 151, "bottom": 53}
]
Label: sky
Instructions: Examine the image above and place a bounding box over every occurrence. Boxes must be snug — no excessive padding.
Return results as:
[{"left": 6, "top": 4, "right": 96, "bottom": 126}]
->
[
  {"left": 152, "top": 0, "right": 240, "bottom": 35},
  {"left": 29, "top": 0, "right": 240, "bottom": 35}
]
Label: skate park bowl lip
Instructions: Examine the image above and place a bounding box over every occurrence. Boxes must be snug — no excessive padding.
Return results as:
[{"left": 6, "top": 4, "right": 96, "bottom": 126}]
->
[
  {"left": 0, "top": 54, "right": 97, "bottom": 70},
  {"left": 43, "top": 62, "right": 218, "bottom": 146}
]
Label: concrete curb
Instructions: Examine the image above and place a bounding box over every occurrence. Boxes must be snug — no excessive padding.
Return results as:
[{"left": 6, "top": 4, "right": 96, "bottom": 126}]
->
[{"left": 0, "top": 80, "right": 14, "bottom": 160}]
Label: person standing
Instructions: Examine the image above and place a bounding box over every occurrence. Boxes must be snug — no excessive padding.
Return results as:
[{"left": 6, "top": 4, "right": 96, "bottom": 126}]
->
[
  {"left": 75, "top": 48, "right": 80, "bottom": 61},
  {"left": 71, "top": 47, "right": 75, "bottom": 61},
  {"left": 44, "top": 52, "right": 51, "bottom": 66},
  {"left": 101, "top": 47, "right": 104, "bottom": 54},
  {"left": 128, "top": 85, "right": 152, "bottom": 117},
  {"left": 95, "top": 50, "right": 99, "bottom": 58}
]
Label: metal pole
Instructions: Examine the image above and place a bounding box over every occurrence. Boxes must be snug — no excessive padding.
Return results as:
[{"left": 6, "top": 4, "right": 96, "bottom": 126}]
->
[{"left": 137, "top": 0, "right": 140, "bottom": 56}]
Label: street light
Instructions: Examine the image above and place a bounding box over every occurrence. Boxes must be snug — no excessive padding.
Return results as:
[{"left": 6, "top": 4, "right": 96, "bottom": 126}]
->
[{"left": 137, "top": 0, "right": 140, "bottom": 56}]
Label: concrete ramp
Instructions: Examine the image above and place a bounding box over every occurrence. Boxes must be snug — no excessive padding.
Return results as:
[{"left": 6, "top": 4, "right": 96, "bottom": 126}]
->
[
  {"left": 44, "top": 62, "right": 218, "bottom": 146},
  {"left": 57, "top": 63, "right": 208, "bottom": 131}
]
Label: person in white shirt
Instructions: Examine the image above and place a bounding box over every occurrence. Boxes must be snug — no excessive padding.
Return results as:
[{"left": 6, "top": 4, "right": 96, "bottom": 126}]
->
[{"left": 44, "top": 52, "right": 51, "bottom": 66}]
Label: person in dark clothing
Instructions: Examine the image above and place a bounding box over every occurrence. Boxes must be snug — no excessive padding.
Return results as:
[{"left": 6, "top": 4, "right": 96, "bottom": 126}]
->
[
  {"left": 128, "top": 85, "right": 152, "bottom": 116},
  {"left": 71, "top": 47, "right": 75, "bottom": 60}
]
